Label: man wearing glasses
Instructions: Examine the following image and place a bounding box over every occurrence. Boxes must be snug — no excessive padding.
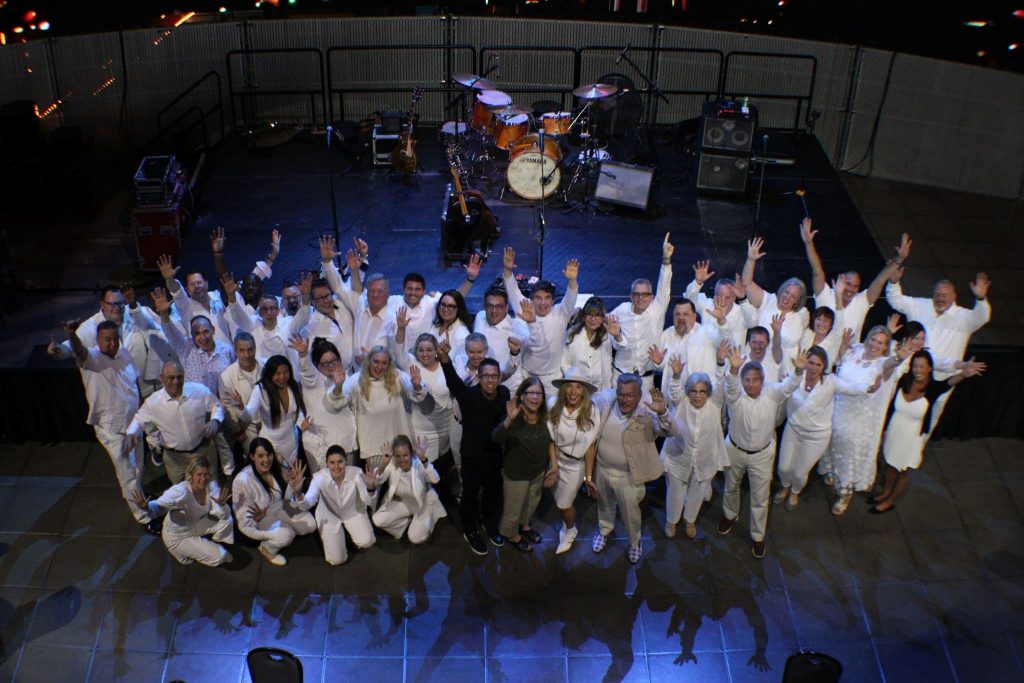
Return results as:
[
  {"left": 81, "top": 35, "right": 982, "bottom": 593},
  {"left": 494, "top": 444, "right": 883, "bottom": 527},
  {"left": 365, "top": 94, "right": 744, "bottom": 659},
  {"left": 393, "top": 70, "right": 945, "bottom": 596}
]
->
[
  {"left": 224, "top": 272, "right": 310, "bottom": 372},
  {"left": 609, "top": 233, "right": 674, "bottom": 392}
]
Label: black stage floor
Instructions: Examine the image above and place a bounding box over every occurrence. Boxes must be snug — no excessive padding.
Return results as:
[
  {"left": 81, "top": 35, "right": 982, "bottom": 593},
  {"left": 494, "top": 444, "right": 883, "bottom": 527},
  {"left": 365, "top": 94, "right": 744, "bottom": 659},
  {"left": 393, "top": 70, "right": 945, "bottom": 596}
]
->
[{"left": 180, "top": 126, "right": 885, "bottom": 319}]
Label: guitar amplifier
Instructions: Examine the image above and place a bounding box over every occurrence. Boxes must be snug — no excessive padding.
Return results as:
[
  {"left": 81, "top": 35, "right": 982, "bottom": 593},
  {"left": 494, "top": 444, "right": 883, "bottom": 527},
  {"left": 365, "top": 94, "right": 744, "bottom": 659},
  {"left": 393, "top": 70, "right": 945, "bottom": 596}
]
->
[{"left": 371, "top": 124, "right": 400, "bottom": 166}]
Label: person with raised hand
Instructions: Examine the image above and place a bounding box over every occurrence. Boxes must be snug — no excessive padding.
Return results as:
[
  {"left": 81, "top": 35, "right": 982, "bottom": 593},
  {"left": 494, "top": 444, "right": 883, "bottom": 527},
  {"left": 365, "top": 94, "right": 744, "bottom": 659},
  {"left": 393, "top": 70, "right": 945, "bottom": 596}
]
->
[
  {"left": 371, "top": 436, "right": 448, "bottom": 544},
  {"left": 685, "top": 259, "right": 747, "bottom": 349},
  {"left": 561, "top": 297, "right": 623, "bottom": 391},
  {"left": 292, "top": 335, "right": 357, "bottom": 471}
]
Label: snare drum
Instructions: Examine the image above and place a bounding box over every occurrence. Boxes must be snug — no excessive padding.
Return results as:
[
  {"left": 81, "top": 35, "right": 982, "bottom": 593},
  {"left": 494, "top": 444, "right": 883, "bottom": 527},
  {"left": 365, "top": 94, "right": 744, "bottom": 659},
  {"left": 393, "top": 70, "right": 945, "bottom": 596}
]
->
[
  {"left": 540, "top": 112, "right": 573, "bottom": 136},
  {"left": 492, "top": 113, "right": 529, "bottom": 150},
  {"left": 472, "top": 90, "right": 512, "bottom": 133},
  {"left": 507, "top": 133, "right": 563, "bottom": 200},
  {"left": 439, "top": 121, "right": 470, "bottom": 140}
]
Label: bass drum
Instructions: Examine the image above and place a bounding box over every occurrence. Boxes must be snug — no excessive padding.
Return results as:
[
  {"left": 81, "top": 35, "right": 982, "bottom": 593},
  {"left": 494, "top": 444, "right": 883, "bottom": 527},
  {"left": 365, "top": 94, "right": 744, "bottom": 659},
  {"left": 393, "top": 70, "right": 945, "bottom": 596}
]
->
[{"left": 506, "top": 133, "right": 562, "bottom": 200}]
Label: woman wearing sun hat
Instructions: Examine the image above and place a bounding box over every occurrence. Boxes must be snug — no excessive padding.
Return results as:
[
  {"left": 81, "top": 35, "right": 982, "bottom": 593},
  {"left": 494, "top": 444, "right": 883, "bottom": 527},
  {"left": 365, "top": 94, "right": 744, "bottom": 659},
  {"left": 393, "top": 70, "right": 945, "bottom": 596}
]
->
[{"left": 547, "top": 367, "right": 601, "bottom": 554}]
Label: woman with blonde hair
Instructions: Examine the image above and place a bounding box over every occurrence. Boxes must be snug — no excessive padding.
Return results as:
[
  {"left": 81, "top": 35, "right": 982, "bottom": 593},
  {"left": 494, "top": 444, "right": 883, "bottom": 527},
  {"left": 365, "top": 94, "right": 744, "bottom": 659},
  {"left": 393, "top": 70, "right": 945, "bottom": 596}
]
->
[
  {"left": 324, "top": 345, "right": 427, "bottom": 467},
  {"left": 547, "top": 368, "right": 600, "bottom": 554}
]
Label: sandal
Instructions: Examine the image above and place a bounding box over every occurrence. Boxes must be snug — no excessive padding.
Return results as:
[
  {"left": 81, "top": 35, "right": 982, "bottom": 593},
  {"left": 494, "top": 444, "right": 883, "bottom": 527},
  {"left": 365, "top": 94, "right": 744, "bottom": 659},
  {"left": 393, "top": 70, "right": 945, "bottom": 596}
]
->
[
  {"left": 520, "top": 527, "right": 542, "bottom": 545},
  {"left": 511, "top": 537, "right": 533, "bottom": 552}
]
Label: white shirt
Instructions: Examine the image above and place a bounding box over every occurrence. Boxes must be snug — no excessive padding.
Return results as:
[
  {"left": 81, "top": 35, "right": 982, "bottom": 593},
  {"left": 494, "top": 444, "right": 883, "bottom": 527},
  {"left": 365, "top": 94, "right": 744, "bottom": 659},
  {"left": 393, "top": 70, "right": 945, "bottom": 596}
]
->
[
  {"left": 232, "top": 465, "right": 301, "bottom": 540},
  {"left": 685, "top": 279, "right": 748, "bottom": 348},
  {"left": 127, "top": 382, "right": 224, "bottom": 449},
  {"left": 504, "top": 276, "right": 578, "bottom": 377},
  {"left": 151, "top": 480, "right": 231, "bottom": 542},
  {"left": 171, "top": 285, "right": 232, "bottom": 346},
  {"left": 79, "top": 348, "right": 140, "bottom": 432},
  {"left": 816, "top": 284, "right": 872, "bottom": 342},
  {"left": 325, "top": 371, "right": 427, "bottom": 456},
  {"left": 59, "top": 307, "right": 160, "bottom": 381},
  {"left": 241, "top": 383, "right": 303, "bottom": 449},
  {"left": 724, "top": 371, "right": 799, "bottom": 451},
  {"left": 299, "top": 356, "right": 358, "bottom": 453},
  {"left": 561, "top": 329, "right": 616, "bottom": 391},
  {"left": 886, "top": 282, "right": 990, "bottom": 379},
  {"left": 785, "top": 374, "right": 867, "bottom": 433},
  {"left": 297, "top": 468, "right": 375, "bottom": 522},
  {"left": 227, "top": 300, "right": 309, "bottom": 371},
  {"left": 326, "top": 263, "right": 395, "bottom": 358},
  {"left": 472, "top": 311, "right": 533, "bottom": 367},
  {"left": 388, "top": 293, "right": 441, "bottom": 352},
  {"left": 746, "top": 293, "right": 809, "bottom": 375},
  {"left": 219, "top": 359, "right": 264, "bottom": 434},
  {"left": 656, "top": 322, "right": 717, "bottom": 393},
  {"left": 302, "top": 301, "right": 356, "bottom": 371},
  {"left": 609, "top": 262, "right": 672, "bottom": 375},
  {"left": 429, "top": 320, "right": 470, "bottom": 354},
  {"left": 546, "top": 401, "right": 600, "bottom": 459}
]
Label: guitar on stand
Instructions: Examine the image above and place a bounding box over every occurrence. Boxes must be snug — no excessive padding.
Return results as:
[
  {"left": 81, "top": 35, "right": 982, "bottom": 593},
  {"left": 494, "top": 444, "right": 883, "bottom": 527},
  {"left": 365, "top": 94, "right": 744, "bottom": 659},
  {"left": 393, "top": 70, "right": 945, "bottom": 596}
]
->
[
  {"left": 441, "top": 143, "right": 499, "bottom": 262},
  {"left": 390, "top": 87, "right": 424, "bottom": 174}
]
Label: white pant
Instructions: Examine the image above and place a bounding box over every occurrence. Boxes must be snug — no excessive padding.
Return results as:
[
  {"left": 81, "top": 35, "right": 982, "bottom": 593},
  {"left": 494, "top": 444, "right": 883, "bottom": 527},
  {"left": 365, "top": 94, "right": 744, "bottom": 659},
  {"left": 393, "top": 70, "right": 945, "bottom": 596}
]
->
[
  {"left": 301, "top": 432, "right": 330, "bottom": 473},
  {"left": 666, "top": 468, "right": 710, "bottom": 525},
  {"left": 450, "top": 415, "right": 463, "bottom": 467},
  {"left": 318, "top": 508, "right": 375, "bottom": 565},
  {"left": 722, "top": 440, "right": 775, "bottom": 542},
  {"left": 596, "top": 466, "right": 645, "bottom": 548},
  {"left": 373, "top": 499, "right": 434, "bottom": 544},
  {"left": 777, "top": 424, "right": 831, "bottom": 495},
  {"left": 164, "top": 516, "right": 234, "bottom": 566},
  {"left": 246, "top": 511, "right": 316, "bottom": 555},
  {"left": 94, "top": 425, "right": 150, "bottom": 524},
  {"left": 214, "top": 430, "right": 235, "bottom": 476},
  {"left": 554, "top": 454, "right": 585, "bottom": 510}
]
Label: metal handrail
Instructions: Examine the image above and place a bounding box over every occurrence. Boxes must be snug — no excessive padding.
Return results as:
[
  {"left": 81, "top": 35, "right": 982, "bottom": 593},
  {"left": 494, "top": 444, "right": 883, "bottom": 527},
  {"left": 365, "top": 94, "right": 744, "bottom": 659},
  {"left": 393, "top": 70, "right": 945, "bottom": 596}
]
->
[
  {"left": 153, "top": 70, "right": 225, "bottom": 154},
  {"left": 226, "top": 47, "right": 328, "bottom": 129},
  {"left": 722, "top": 51, "right": 818, "bottom": 131}
]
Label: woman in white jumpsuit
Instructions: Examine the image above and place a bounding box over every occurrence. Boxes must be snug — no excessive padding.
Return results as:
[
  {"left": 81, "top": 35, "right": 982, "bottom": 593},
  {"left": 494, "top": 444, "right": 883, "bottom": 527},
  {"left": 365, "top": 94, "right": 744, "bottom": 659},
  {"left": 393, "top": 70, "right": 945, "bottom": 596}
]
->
[{"left": 372, "top": 435, "right": 447, "bottom": 544}]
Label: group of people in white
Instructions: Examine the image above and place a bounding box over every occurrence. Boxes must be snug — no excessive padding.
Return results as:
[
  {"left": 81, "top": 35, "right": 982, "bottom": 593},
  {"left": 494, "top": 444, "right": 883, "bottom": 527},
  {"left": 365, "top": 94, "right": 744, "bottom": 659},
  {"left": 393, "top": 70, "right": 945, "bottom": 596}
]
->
[{"left": 49, "top": 219, "right": 990, "bottom": 565}]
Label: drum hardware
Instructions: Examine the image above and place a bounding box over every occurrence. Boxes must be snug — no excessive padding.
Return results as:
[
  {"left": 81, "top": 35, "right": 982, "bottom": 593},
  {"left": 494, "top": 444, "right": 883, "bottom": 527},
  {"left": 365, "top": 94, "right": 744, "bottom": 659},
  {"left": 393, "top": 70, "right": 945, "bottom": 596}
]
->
[{"left": 561, "top": 97, "right": 609, "bottom": 214}]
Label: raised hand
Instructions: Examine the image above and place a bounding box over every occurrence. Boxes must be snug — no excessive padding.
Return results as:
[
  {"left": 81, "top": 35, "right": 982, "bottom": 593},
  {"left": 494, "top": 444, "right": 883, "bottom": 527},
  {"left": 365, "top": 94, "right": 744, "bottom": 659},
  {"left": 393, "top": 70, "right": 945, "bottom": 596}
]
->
[
  {"left": 960, "top": 356, "right": 987, "bottom": 378},
  {"left": 299, "top": 270, "right": 313, "bottom": 298},
  {"left": 285, "top": 459, "right": 306, "bottom": 490},
  {"left": 563, "top": 258, "right": 580, "bottom": 281},
  {"left": 319, "top": 235, "right": 340, "bottom": 262},
  {"left": 210, "top": 226, "right": 226, "bottom": 254},
  {"left": 268, "top": 229, "right": 281, "bottom": 261},
  {"left": 408, "top": 364, "right": 422, "bottom": 389},
  {"left": 505, "top": 396, "right": 522, "bottom": 421},
  {"left": 895, "top": 232, "right": 912, "bottom": 262},
  {"left": 353, "top": 237, "right": 369, "bottom": 260},
  {"left": 156, "top": 254, "right": 179, "bottom": 281},
  {"left": 219, "top": 272, "right": 238, "bottom": 297},
  {"left": 793, "top": 349, "right": 809, "bottom": 372},
  {"left": 518, "top": 299, "right": 536, "bottom": 323},
  {"left": 662, "top": 232, "right": 674, "bottom": 260},
  {"left": 895, "top": 339, "right": 912, "bottom": 361},
  {"left": 747, "top": 237, "right": 766, "bottom": 261},
  {"left": 150, "top": 287, "right": 171, "bottom": 316},
  {"left": 345, "top": 248, "right": 362, "bottom": 274},
  {"left": 503, "top": 245, "right": 517, "bottom": 273},
  {"left": 508, "top": 336, "right": 522, "bottom": 356},
  {"left": 693, "top": 260, "right": 715, "bottom": 285},
  {"left": 705, "top": 304, "right": 727, "bottom": 325},
  {"left": 437, "top": 337, "right": 452, "bottom": 363},
  {"left": 840, "top": 328, "right": 854, "bottom": 353},
  {"left": 716, "top": 340, "right": 731, "bottom": 364},
  {"left": 889, "top": 264, "right": 904, "bottom": 284},
  {"left": 970, "top": 272, "right": 991, "bottom": 299},
  {"left": 378, "top": 442, "right": 392, "bottom": 470},
  {"left": 886, "top": 313, "right": 903, "bottom": 335},
  {"left": 770, "top": 313, "right": 785, "bottom": 335},
  {"left": 668, "top": 354, "right": 685, "bottom": 379},
  {"left": 644, "top": 387, "right": 667, "bottom": 415},
  {"left": 728, "top": 346, "right": 744, "bottom": 371},
  {"left": 732, "top": 273, "right": 747, "bottom": 298},
  {"left": 465, "top": 252, "right": 482, "bottom": 281},
  {"left": 60, "top": 319, "right": 82, "bottom": 335},
  {"left": 604, "top": 313, "right": 621, "bottom": 338},
  {"left": 396, "top": 306, "right": 409, "bottom": 330},
  {"left": 647, "top": 345, "right": 666, "bottom": 366},
  {"left": 212, "top": 486, "right": 231, "bottom": 506},
  {"left": 330, "top": 362, "right": 347, "bottom": 387},
  {"left": 414, "top": 436, "right": 429, "bottom": 463},
  {"left": 832, "top": 275, "right": 847, "bottom": 302},
  {"left": 288, "top": 333, "right": 309, "bottom": 357},
  {"left": 363, "top": 462, "right": 379, "bottom": 488},
  {"left": 121, "top": 283, "right": 137, "bottom": 307},
  {"left": 799, "top": 217, "right": 817, "bottom": 243}
]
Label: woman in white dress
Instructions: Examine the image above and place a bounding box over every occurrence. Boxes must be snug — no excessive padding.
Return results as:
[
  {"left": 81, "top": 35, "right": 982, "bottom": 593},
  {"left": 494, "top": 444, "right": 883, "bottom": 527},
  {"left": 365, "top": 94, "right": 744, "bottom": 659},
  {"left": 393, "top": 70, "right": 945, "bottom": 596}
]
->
[
  {"left": 324, "top": 345, "right": 427, "bottom": 468},
  {"left": 237, "top": 355, "right": 310, "bottom": 465},
  {"left": 294, "top": 337, "right": 358, "bottom": 471},
  {"left": 130, "top": 457, "right": 234, "bottom": 567},
  {"left": 428, "top": 289, "right": 473, "bottom": 352},
  {"left": 741, "top": 236, "right": 810, "bottom": 375},
  {"left": 663, "top": 348, "right": 729, "bottom": 539},
  {"left": 547, "top": 368, "right": 601, "bottom": 554},
  {"left": 871, "top": 350, "right": 983, "bottom": 513},
  {"left": 394, "top": 317, "right": 455, "bottom": 463},
  {"left": 560, "top": 297, "right": 624, "bottom": 391},
  {"left": 294, "top": 445, "right": 378, "bottom": 565},
  {"left": 820, "top": 325, "right": 906, "bottom": 515},
  {"left": 232, "top": 438, "right": 316, "bottom": 566},
  {"left": 774, "top": 346, "right": 880, "bottom": 511},
  {"left": 372, "top": 435, "right": 447, "bottom": 544},
  {"left": 798, "top": 306, "right": 843, "bottom": 372}
]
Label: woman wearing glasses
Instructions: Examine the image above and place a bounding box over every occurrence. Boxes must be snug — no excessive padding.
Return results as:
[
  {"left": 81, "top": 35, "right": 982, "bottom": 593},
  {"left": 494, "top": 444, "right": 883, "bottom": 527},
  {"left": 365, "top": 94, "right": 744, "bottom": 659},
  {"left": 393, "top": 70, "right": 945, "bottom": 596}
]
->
[
  {"left": 560, "top": 297, "right": 624, "bottom": 391},
  {"left": 290, "top": 336, "right": 358, "bottom": 470},
  {"left": 429, "top": 289, "right": 474, "bottom": 352}
]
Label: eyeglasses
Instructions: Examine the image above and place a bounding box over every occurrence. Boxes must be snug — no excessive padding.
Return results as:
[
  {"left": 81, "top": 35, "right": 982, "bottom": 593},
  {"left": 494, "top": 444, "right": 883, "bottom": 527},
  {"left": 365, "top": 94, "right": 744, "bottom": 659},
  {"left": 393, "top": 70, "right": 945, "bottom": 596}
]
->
[
  {"left": 522, "top": 391, "right": 544, "bottom": 397},
  {"left": 584, "top": 312, "right": 604, "bottom": 319},
  {"left": 318, "top": 358, "right": 341, "bottom": 368},
  {"left": 102, "top": 300, "right": 126, "bottom": 308},
  {"left": 312, "top": 293, "right": 333, "bottom": 302},
  {"left": 438, "top": 302, "right": 457, "bottom": 310},
  {"left": 688, "top": 389, "right": 709, "bottom": 396},
  {"left": 631, "top": 291, "right": 653, "bottom": 298},
  {"left": 258, "top": 306, "right": 279, "bottom": 313},
  {"left": 478, "top": 373, "right": 500, "bottom": 380}
]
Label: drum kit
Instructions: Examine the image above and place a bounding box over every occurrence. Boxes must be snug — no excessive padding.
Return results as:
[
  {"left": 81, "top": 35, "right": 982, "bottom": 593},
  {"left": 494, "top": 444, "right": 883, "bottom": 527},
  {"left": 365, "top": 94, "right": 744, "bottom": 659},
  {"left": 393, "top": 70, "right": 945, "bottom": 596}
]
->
[{"left": 442, "top": 71, "right": 628, "bottom": 205}]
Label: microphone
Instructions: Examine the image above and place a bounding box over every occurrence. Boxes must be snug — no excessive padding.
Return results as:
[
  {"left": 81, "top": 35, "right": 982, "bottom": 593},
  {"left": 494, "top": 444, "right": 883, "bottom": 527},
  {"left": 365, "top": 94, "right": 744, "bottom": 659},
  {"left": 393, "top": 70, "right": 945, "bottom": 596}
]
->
[
  {"left": 326, "top": 125, "right": 332, "bottom": 148},
  {"left": 616, "top": 44, "right": 630, "bottom": 65}
]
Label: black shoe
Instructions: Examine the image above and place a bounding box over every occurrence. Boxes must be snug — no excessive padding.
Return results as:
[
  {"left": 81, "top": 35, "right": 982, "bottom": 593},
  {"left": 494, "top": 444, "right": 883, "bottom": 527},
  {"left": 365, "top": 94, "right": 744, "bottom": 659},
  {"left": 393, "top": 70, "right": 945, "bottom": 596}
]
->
[
  {"left": 150, "top": 447, "right": 164, "bottom": 468},
  {"left": 487, "top": 529, "right": 505, "bottom": 547},
  {"left": 520, "top": 527, "right": 542, "bottom": 545},
  {"left": 464, "top": 531, "right": 488, "bottom": 556},
  {"left": 145, "top": 517, "right": 163, "bottom": 536}
]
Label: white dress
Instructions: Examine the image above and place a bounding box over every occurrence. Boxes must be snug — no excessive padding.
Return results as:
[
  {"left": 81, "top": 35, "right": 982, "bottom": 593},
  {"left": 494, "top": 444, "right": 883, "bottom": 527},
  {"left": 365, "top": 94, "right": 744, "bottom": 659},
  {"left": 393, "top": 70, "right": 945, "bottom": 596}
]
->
[
  {"left": 882, "top": 392, "right": 929, "bottom": 471},
  {"left": 819, "top": 346, "right": 890, "bottom": 493},
  {"left": 394, "top": 355, "right": 454, "bottom": 462}
]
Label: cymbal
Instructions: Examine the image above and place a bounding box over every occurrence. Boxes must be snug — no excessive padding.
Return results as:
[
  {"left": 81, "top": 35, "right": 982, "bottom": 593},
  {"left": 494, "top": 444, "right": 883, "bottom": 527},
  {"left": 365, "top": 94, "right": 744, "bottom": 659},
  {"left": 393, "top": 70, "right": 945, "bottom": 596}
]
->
[
  {"left": 573, "top": 83, "right": 619, "bottom": 100},
  {"left": 452, "top": 72, "right": 497, "bottom": 90},
  {"left": 487, "top": 104, "right": 532, "bottom": 116}
]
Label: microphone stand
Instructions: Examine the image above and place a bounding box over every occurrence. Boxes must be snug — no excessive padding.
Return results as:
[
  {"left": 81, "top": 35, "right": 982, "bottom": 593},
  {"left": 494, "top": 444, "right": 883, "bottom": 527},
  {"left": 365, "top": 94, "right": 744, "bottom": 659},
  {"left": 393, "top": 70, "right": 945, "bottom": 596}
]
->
[
  {"left": 325, "top": 125, "right": 341, "bottom": 264},
  {"left": 753, "top": 133, "right": 769, "bottom": 233}
]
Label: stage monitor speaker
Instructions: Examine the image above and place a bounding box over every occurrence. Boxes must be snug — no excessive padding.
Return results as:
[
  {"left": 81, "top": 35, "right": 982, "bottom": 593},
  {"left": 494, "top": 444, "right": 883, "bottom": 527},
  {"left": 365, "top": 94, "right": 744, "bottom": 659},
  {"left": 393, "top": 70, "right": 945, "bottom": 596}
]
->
[
  {"left": 594, "top": 160, "right": 654, "bottom": 210},
  {"left": 701, "top": 116, "right": 754, "bottom": 153},
  {"left": 697, "top": 153, "right": 749, "bottom": 195}
]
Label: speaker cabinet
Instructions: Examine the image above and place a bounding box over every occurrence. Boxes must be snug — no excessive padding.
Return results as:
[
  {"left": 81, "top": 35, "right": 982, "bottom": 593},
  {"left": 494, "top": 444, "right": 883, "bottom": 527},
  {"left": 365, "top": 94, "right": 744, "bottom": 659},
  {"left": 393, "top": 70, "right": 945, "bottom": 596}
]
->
[
  {"left": 697, "top": 153, "right": 749, "bottom": 195},
  {"left": 701, "top": 116, "right": 755, "bottom": 153},
  {"left": 594, "top": 161, "right": 655, "bottom": 210}
]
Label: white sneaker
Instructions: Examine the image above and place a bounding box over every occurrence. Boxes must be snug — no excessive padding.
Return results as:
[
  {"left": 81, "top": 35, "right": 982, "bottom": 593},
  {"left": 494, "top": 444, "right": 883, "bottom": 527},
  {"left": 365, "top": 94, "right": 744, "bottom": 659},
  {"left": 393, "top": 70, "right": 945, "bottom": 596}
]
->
[
  {"left": 259, "top": 543, "right": 287, "bottom": 566},
  {"left": 556, "top": 525, "right": 578, "bottom": 554}
]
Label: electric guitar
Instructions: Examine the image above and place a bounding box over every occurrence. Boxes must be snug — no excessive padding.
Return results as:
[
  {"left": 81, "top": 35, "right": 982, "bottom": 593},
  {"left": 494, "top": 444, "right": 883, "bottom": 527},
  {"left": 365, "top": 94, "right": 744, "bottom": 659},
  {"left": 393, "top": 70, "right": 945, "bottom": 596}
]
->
[
  {"left": 390, "top": 87, "right": 424, "bottom": 174},
  {"left": 443, "top": 143, "right": 498, "bottom": 260}
]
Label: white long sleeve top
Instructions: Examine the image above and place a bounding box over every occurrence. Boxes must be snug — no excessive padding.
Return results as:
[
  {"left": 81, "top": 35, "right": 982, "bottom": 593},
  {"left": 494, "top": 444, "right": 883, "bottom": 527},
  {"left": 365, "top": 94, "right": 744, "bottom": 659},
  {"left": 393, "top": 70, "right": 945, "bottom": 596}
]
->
[
  {"left": 785, "top": 374, "right": 868, "bottom": 434},
  {"left": 472, "top": 311, "right": 534, "bottom": 368},
  {"left": 504, "top": 275, "right": 578, "bottom": 377},
  {"left": 127, "top": 382, "right": 224, "bottom": 449},
  {"left": 885, "top": 282, "right": 990, "bottom": 379},
  {"left": 240, "top": 384, "right": 303, "bottom": 449},
  {"left": 79, "top": 347, "right": 140, "bottom": 432},
  {"left": 170, "top": 285, "right": 232, "bottom": 346},
  {"left": 231, "top": 465, "right": 301, "bottom": 540},
  {"left": 324, "top": 371, "right": 427, "bottom": 456},
  {"left": 724, "top": 371, "right": 799, "bottom": 451},
  {"left": 57, "top": 307, "right": 160, "bottom": 380},
  {"left": 656, "top": 322, "right": 717, "bottom": 393},
  {"left": 227, "top": 299, "right": 309, "bottom": 370},
  {"left": 749, "top": 292, "right": 809, "bottom": 375},
  {"left": 609, "top": 262, "right": 672, "bottom": 375},
  {"left": 816, "top": 284, "right": 872, "bottom": 343},
  {"left": 147, "top": 480, "right": 231, "bottom": 542},
  {"left": 664, "top": 371, "right": 728, "bottom": 481},
  {"left": 299, "top": 356, "right": 357, "bottom": 453},
  {"left": 561, "top": 329, "right": 617, "bottom": 391},
  {"left": 301, "top": 302, "right": 356, "bottom": 372},
  {"left": 388, "top": 293, "right": 441, "bottom": 352},
  {"left": 218, "top": 359, "right": 265, "bottom": 435},
  {"left": 684, "top": 279, "right": 748, "bottom": 349},
  {"left": 295, "top": 467, "right": 376, "bottom": 524}
]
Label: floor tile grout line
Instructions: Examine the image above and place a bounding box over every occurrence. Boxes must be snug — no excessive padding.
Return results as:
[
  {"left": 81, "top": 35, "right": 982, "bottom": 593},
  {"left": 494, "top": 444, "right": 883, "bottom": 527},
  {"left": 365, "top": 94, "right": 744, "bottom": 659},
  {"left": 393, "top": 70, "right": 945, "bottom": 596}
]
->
[{"left": 919, "top": 580, "right": 963, "bottom": 683}]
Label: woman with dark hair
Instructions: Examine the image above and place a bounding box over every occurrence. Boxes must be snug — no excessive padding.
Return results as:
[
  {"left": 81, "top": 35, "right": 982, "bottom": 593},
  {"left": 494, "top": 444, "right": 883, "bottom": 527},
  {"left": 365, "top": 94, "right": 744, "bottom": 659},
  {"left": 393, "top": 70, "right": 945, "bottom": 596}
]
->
[
  {"left": 429, "top": 289, "right": 474, "bottom": 351},
  {"left": 292, "top": 336, "right": 358, "bottom": 470},
  {"left": 372, "top": 435, "right": 447, "bottom": 543},
  {"left": 238, "top": 354, "right": 309, "bottom": 465},
  {"left": 774, "top": 346, "right": 880, "bottom": 511},
  {"left": 231, "top": 438, "right": 315, "bottom": 565},
  {"left": 799, "top": 305, "right": 842, "bottom": 372},
  {"left": 492, "top": 377, "right": 556, "bottom": 551},
  {"left": 560, "top": 296, "right": 623, "bottom": 391},
  {"left": 871, "top": 350, "right": 983, "bottom": 513},
  {"left": 130, "top": 456, "right": 234, "bottom": 566}
]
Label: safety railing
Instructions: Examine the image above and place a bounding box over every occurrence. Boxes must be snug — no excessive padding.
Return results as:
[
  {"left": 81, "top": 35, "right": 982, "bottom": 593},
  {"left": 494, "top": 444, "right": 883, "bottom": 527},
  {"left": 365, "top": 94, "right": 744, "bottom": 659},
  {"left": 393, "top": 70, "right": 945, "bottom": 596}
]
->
[
  {"left": 226, "top": 47, "right": 328, "bottom": 130},
  {"left": 152, "top": 70, "right": 225, "bottom": 155},
  {"left": 722, "top": 51, "right": 817, "bottom": 131}
]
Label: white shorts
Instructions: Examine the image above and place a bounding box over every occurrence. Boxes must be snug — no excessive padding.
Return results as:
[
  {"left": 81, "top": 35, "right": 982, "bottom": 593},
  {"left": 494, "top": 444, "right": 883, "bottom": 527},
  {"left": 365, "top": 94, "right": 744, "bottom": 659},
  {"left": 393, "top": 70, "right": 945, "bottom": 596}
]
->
[{"left": 554, "top": 453, "right": 586, "bottom": 509}]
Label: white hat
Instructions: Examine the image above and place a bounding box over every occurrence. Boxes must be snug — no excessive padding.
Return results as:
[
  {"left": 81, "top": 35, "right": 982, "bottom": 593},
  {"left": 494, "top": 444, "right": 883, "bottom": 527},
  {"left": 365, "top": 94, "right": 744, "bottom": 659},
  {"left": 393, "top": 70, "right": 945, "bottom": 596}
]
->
[{"left": 551, "top": 367, "right": 598, "bottom": 393}]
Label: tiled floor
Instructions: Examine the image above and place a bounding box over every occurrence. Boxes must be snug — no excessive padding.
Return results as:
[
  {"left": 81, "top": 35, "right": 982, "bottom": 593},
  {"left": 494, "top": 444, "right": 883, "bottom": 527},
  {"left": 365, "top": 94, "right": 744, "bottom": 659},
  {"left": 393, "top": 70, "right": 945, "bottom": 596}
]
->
[{"left": 0, "top": 438, "right": 1021, "bottom": 682}]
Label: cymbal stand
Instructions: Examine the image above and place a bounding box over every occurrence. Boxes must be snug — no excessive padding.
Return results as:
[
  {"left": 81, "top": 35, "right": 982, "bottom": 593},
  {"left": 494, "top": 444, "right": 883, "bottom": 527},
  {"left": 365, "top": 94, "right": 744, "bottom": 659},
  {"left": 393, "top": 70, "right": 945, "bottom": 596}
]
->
[{"left": 563, "top": 103, "right": 607, "bottom": 214}]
